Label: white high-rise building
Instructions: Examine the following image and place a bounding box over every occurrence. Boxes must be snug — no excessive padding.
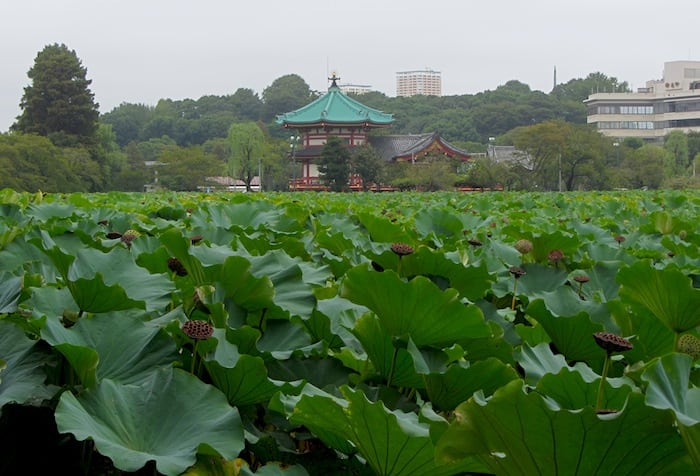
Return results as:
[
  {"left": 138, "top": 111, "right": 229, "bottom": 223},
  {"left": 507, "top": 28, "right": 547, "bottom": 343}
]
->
[{"left": 396, "top": 69, "right": 442, "bottom": 97}]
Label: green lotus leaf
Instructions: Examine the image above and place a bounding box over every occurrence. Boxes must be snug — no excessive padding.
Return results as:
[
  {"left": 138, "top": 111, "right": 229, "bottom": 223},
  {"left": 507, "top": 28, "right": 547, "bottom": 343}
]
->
[
  {"left": 206, "top": 354, "right": 299, "bottom": 407},
  {"left": 356, "top": 211, "right": 414, "bottom": 244},
  {"left": 514, "top": 342, "right": 569, "bottom": 385},
  {"left": 572, "top": 260, "right": 622, "bottom": 300},
  {"left": 270, "top": 384, "right": 356, "bottom": 455},
  {"left": 535, "top": 285, "right": 616, "bottom": 330},
  {"left": 528, "top": 230, "right": 580, "bottom": 265},
  {"left": 202, "top": 255, "right": 275, "bottom": 312},
  {"left": 399, "top": 247, "right": 495, "bottom": 302},
  {"left": 238, "top": 462, "right": 311, "bottom": 476},
  {"left": 303, "top": 308, "right": 347, "bottom": 349},
  {"left": 610, "top": 299, "right": 675, "bottom": 362},
  {"left": 203, "top": 201, "right": 302, "bottom": 234},
  {"left": 423, "top": 358, "right": 519, "bottom": 411},
  {"left": 526, "top": 298, "right": 606, "bottom": 366},
  {"left": 266, "top": 356, "right": 354, "bottom": 390},
  {"left": 340, "top": 266, "right": 490, "bottom": 348},
  {"left": 643, "top": 353, "right": 700, "bottom": 469},
  {"left": 435, "top": 378, "right": 694, "bottom": 475},
  {"left": 22, "top": 285, "right": 77, "bottom": 321},
  {"left": 0, "top": 272, "right": 22, "bottom": 313},
  {"left": 203, "top": 329, "right": 302, "bottom": 406},
  {"left": 352, "top": 313, "right": 423, "bottom": 388},
  {"left": 180, "top": 455, "right": 243, "bottom": 476},
  {"left": 271, "top": 384, "right": 437, "bottom": 476},
  {"left": 414, "top": 208, "right": 465, "bottom": 238},
  {"left": 247, "top": 251, "right": 318, "bottom": 320},
  {"left": 537, "top": 367, "right": 632, "bottom": 411},
  {"left": 256, "top": 320, "right": 315, "bottom": 358},
  {"left": 55, "top": 368, "right": 244, "bottom": 475},
  {"left": 643, "top": 353, "right": 700, "bottom": 426},
  {"left": 41, "top": 313, "right": 178, "bottom": 388},
  {"left": 39, "top": 239, "right": 175, "bottom": 312},
  {"left": 496, "top": 263, "right": 569, "bottom": 298},
  {"left": 160, "top": 227, "right": 208, "bottom": 284},
  {"left": 0, "top": 321, "right": 57, "bottom": 411},
  {"left": 618, "top": 260, "right": 700, "bottom": 333}
]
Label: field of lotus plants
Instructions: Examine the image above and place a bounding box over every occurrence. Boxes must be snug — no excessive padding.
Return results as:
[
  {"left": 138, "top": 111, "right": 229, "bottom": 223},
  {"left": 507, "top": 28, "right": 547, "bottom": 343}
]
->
[{"left": 0, "top": 188, "right": 699, "bottom": 475}]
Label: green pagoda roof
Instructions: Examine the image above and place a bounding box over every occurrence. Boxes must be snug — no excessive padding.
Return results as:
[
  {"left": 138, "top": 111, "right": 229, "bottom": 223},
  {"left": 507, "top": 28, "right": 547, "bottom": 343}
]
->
[{"left": 276, "top": 78, "right": 393, "bottom": 127}]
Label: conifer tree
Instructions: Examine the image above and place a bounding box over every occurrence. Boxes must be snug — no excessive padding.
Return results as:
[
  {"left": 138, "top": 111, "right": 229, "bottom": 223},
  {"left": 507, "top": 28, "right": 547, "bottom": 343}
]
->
[{"left": 13, "top": 43, "right": 99, "bottom": 146}]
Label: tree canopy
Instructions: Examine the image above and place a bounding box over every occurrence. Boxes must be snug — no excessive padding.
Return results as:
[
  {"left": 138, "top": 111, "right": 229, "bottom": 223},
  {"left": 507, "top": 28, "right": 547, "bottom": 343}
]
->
[
  {"left": 319, "top": 137, "right": 351, "bottom": 191},
  {"left": 227, "top": 122, "right": 265, "bottom": 191},
  {"left": 12, "top": 43, "right": 99, "bottom": 146}
]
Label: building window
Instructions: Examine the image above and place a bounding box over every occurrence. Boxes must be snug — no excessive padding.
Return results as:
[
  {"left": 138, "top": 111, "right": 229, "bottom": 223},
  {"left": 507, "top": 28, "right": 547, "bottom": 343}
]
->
[{"left": 597, "top": 121, "right": 655, "bottom": 130}]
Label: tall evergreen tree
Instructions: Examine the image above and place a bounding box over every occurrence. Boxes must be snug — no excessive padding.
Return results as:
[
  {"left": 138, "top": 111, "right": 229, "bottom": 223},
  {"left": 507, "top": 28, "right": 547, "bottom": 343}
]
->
[{"left": 12, "top": 43, "right": 99, "bottom": 146}]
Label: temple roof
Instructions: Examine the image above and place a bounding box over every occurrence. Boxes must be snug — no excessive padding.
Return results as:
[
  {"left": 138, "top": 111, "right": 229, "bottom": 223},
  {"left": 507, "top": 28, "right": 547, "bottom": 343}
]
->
[
  {"left": 276, "top": 77, "right": 393, "bottom": 127},
  {"left": 369, "top": 132, "right": 471, "bottom": 161}
]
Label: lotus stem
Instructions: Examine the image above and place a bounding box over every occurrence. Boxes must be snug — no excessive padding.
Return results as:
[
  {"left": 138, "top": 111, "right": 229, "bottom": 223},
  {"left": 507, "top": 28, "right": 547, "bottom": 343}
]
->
[
  {"left": 674, "top": 332, "right": 680, "bottom": 352},
  {"left": 257, "top": 308, "right": 268, "bottom": 331},
  {"left": 387, "top": 346, "right": 399, "bottom": 388},
  {"left": 511, "top": 280, "right": 518, "bottom": 311},
  {"left": 191, "top": 340, "right": 199, "bottom": 375},
  {"left": 595, "top": 354, "right": 611, "bottom": 413}
]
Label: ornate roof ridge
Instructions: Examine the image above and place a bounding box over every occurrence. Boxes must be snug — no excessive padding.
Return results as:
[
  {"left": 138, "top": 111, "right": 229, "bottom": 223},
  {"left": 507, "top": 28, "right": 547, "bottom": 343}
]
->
[{"left": 276, "top": 82, "right": 393, "bottom": 126}]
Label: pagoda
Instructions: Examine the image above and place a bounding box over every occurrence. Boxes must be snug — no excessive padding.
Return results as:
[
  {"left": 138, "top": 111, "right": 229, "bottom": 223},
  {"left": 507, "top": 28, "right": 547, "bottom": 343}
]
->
[
  {"left": 276, "top": 74, "right": 393, "bottom": 190},
  {"left": 277, "top": 74, "right": 472, "bottom": 190}
]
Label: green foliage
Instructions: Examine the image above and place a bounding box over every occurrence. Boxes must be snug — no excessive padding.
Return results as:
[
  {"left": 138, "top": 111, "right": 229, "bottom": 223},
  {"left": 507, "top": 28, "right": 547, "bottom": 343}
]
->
[
  {"left": 0, "top": 133, "right": 95, "bottom": 192},
  {"left": 352, "top": 143, "right": 385, "bottom": 190},
  {"left": 13, "top": 44, "right": 99, "bottom": 146},
  {"left": 1, "top": 190, "right": 700, "bottom": 474},
  {"left": 227, "top": 122, "right": 265, "bottom": 191},
  {"left": 158, "top": 145, "right": 224, "bottom": 191},
  {"left": 262, "top": 74, "right": 314, "bottom": 122},
  {"left": 319, "top": 136, "right": 351, "bottom": 191},
  {"left": 55, "top": 368, "right": 244, "bottom": 475}
]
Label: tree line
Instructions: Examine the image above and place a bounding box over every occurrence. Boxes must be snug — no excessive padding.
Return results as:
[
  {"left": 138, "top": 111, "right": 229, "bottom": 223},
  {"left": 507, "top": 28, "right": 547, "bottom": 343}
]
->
[{"left": 3, "top": 43, "right": 700, "bottom": 193}]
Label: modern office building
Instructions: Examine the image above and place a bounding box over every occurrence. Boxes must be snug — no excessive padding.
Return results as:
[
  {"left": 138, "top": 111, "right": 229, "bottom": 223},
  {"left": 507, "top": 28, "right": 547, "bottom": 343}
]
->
[
  {"left": 396, "top": 69, "right": 442, "bottom": 97},
  {"left": 585, "top": 60, "right": 700, "bottom": 141}
]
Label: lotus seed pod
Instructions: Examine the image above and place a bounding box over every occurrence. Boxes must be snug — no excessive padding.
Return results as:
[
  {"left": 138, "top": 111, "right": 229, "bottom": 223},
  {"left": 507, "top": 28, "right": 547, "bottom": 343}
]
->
[
  {"left": 593, "top": 332, "right": 633, "bottom": 354},
  {"left": 678, "top": 334, "right": 700, "bottom": 359},
  {"left": 508, "top": 266, "right": 526, "bottom": 278},
  {"left": 167, "top": 257, "right": 188, "bottom": 277},
  {"left": 547, "top": 249, "right": 564, "bottom": 263},
  {"left": 390, "top": 242, "right": 414, "bottom": 256},
  {"left": 121, "top": 229, "right": 140, "bottom": 246},
  {"left": 182, "top": 320, "right": 214, "bottom": 340},
  {"left": 515, "top": 239, "right": 533, "bottom": 254}
]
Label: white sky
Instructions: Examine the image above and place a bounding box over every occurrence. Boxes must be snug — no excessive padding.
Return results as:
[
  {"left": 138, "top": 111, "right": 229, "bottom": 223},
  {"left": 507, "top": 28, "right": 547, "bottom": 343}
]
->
[{"left": 1, "top": 0, "right": 698, "bottom": 132}]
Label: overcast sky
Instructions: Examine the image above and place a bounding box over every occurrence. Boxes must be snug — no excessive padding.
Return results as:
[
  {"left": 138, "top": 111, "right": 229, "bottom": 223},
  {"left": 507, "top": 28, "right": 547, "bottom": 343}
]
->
[{"left": 1, "top": 0, "right": 698, "bottom": 132}]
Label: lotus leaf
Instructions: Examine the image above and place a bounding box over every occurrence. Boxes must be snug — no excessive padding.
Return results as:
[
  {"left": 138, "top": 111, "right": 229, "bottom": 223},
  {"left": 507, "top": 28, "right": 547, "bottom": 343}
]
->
[
  {"left": 341, "top": 266, "right": 490, "bottom": 348},
  {"left": 436, "top": 378, "right": 694, "bottom": 475},
  {"left": 55, "top": 368, "right": 244, "bottom": 475},
  {"left": 618, "top": 261, "right": 700, "bottom": 333},
  {"left": 0, "top": 272, "right": 21, "bottom": 313},
  {"left": 0, "top": 321, "right": 57, "bottom": 411},
  {"left": 643, "top": 353, "right": 700, "bottom": 469},
  {"left": 41, "top": 312, "right": 178, "bottom": 388},
  {"left": 271, "top": 384, "right": 437, "bottom": 476}
]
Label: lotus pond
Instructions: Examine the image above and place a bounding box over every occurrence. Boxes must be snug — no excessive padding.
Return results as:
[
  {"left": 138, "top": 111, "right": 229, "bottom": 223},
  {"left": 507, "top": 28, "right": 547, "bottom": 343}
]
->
[{"left": 0, "top": 189, "right": 699, "bottom": 475}]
